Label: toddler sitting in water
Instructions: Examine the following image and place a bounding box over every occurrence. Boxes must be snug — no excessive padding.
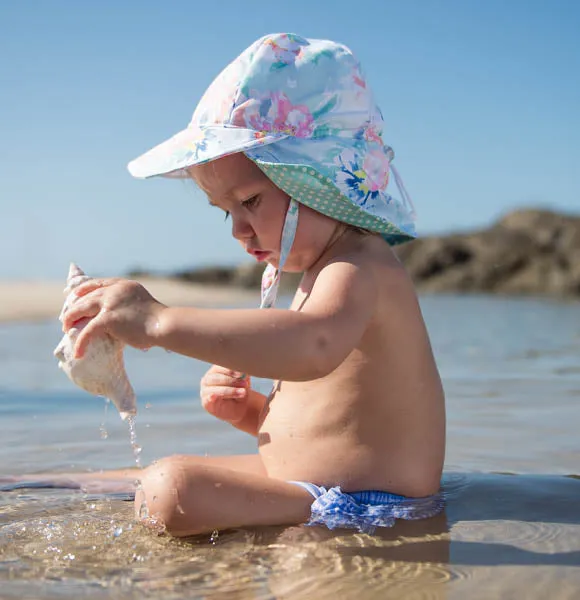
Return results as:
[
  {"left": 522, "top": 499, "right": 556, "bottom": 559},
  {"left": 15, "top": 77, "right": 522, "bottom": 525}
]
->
[{"left": 59, "top": 33, "right": 446, "bottom": 537}]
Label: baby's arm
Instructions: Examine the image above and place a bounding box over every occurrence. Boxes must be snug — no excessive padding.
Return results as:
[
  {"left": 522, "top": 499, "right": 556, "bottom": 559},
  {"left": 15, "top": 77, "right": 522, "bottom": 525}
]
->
[
  {"left": 63, "top": 259, "right": 376, "bottom": 382},
  {"left": 153, "top": 259, "right": 376, "bottom": 381},
  {"left": 229, "top": 387, "right": 268, "bottom": 436}
]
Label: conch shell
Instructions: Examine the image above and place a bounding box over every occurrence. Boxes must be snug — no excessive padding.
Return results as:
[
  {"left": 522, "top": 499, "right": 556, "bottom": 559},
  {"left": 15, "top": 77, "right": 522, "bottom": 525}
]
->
[{"left": 53, "top": 263, "right": 137, "bottom": 420}]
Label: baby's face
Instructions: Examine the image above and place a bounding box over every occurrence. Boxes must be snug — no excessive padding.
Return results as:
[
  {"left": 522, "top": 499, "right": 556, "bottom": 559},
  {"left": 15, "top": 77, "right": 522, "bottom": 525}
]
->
[{"left": 189, "top": 153, "right": 339, "bottom": 272}]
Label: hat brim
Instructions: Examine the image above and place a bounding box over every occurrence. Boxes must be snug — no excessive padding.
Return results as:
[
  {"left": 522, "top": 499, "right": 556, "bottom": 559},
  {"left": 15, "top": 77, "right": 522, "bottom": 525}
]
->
[
  {"left": 127, "top": 125, "right": 289, "bottom": 179},
  {"left": 245, "top": 137, "right": 416, "bottom": 246},
  {"left": 255, "top": 159, "right": 415, "bottom": 245}
]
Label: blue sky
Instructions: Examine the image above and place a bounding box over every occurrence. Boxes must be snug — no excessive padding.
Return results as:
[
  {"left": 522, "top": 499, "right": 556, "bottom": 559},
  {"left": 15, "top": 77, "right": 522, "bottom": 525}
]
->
[{"left": 1, "top": 0, "right": 579, "bottom": 280}]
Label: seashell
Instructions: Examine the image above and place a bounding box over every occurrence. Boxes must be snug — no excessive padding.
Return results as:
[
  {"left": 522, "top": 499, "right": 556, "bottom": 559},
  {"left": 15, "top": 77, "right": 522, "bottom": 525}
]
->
[{"left": 53, "top": 263, "right": 137, "bottom": 420}]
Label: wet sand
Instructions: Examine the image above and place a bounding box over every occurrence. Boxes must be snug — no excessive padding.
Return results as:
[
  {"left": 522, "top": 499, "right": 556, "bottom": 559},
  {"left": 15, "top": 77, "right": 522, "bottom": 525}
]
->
[
  {"left": 1, "top": 472, "right": 579, "bottom": 600},
  {"left": 0, "top": 278, "right": 258, "bottom": 323}
]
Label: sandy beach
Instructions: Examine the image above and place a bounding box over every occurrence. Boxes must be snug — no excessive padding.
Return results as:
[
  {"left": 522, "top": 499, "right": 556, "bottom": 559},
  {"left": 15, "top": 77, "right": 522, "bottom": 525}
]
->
[{"left": 0, "top": 278, "right": 259, "bottom": 324}]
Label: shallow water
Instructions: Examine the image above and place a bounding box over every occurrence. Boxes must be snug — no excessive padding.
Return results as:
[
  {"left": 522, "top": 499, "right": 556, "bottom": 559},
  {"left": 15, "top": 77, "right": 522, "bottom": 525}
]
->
[{"left": 1, "top": 294, "right": 579, "bottom": 599}]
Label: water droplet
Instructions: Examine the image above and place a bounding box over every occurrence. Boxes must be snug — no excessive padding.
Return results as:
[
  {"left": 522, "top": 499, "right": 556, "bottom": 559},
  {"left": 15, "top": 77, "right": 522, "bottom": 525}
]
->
[
  {"left": 99, "top": 398, "right": 110, "bottom": 439},
  {"left": 127, "top": 416, "right": 142, "bottom": 469},
  {"left": 139, "top": 498, "right": 149, "bottom": 520}
]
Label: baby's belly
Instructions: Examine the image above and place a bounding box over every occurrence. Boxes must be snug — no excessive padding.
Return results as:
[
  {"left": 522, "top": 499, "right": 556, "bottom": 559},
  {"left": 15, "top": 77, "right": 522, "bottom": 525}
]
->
[
  {"left": 256, "top": 384, "right": 443, "bottom": 496},
  {"left": 258, "top": 432, "right": 378, "bottom": 490},
  {"left": 258, "top": 396, "right": 397, "bottom": 492}
]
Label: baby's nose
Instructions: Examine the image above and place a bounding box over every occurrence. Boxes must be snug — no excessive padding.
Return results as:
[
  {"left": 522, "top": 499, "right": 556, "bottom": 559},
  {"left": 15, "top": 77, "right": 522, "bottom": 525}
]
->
[{"left": 231, "top": 216, "right": 254, "bottom": 241}]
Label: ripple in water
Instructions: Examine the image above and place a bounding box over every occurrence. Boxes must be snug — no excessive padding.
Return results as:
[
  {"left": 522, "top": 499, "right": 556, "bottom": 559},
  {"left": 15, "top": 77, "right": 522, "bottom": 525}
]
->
[
  {"left": 453, "top": 520, "right": 580, "bottom": 553},
  {"left": 441, "top": 471, "right": 472, "bottom": 500}
]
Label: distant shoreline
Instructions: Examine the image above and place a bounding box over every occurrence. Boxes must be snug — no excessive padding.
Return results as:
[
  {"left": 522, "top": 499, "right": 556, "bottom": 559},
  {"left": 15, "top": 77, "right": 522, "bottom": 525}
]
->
[
  {"left": 2, "top": 208, "right": 578, "bottom": 324},
  {"left": 0, "top": 278, "right": 258, "bottom": 324}
]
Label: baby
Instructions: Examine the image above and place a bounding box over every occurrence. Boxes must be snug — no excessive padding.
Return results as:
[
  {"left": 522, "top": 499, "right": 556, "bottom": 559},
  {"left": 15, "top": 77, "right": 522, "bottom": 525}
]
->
[{"left": 60, "top": 33, "right": 446, "bottom": 537}]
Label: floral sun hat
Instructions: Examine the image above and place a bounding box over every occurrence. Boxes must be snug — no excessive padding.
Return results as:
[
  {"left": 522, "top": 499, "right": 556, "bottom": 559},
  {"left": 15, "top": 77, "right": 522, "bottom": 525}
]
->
[{"left": 128, "top": 33, "right": 417, "bottom": 248}]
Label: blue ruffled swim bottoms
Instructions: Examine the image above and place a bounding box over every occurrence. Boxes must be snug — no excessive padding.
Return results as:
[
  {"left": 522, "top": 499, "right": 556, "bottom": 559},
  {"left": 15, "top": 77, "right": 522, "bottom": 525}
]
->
[{"left": 289, "top": 481, "right": 445, "bottom": 534}]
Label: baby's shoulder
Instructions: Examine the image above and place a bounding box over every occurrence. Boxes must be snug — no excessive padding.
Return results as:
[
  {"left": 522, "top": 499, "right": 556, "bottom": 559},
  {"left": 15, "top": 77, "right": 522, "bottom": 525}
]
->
[
  {"left": 335, "top": 238, "right": 420, "bottom": 310},
  {"left": 301, "top": 236, "right": 415, "bottom": 309},
  {"left": 325, "top": 236, "right": 408, "bottom": 283}
]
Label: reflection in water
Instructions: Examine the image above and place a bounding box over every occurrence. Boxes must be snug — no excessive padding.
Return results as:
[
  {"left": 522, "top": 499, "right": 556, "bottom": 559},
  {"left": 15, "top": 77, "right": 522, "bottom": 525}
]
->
[{"left": 1, "top": 473, "right": 580, "bottom": 599}]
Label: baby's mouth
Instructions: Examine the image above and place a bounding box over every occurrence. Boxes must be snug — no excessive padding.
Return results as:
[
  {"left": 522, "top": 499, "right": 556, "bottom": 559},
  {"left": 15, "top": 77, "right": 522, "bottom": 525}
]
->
[{"left": 248, "top": 249, "right": 272, "bottom": 262}]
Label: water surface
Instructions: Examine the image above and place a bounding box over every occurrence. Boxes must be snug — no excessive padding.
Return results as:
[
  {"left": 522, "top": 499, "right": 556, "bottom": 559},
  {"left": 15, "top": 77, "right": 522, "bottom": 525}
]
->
[{"left": 1, "top": 294, "right": 579, "bottom": 599}]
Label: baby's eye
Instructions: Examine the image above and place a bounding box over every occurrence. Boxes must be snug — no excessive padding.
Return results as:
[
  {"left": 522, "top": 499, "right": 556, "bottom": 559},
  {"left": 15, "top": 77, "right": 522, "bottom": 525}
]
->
[{"left": 242, "top": 195, "right": 259, "bottom": 209}]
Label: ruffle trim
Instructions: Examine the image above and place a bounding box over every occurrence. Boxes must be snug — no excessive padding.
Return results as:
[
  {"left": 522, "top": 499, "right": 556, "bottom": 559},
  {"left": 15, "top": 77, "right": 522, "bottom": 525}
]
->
[{"left": 307, "top": 486, "right": 445, "bottom": 534}]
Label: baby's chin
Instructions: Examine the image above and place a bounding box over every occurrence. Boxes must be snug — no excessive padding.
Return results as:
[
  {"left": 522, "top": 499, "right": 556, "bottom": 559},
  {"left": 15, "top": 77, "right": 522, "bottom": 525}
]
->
[
  {"left": 276, "top": 261, "right": 305, "bottom": 274},
  {"left": 266, "top": 253, "right": 305, "bottom": 273}
]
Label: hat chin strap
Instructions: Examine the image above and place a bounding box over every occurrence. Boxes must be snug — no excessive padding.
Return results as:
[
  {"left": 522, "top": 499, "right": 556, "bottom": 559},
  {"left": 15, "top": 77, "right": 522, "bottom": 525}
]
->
[
  {"left": 390, "top": 164, "right": 416, "bottom": 220},
  {"left": 260, "top": 198, "right": 300, "bottom": 309}
]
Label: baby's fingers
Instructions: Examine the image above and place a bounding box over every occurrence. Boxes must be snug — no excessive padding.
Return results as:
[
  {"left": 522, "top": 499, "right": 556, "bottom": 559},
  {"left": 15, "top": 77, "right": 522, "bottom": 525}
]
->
[
  {"left": 62, "top": 295, "right": 102, "bottom": 331},
  {"left": 201, "top": 385, "right": 247, "bottom": 402},
  {"left": 201, "top": 371, "right": 248, "bottom": 389},
  {"left": 201, "top": 388, "right": 247, "bottom": 421},
  {"left": 74, "top": 278, "right": 120, "bottom": 298},
  {"left": 73, "top": 313, "right": 110, "bottom": 358}
]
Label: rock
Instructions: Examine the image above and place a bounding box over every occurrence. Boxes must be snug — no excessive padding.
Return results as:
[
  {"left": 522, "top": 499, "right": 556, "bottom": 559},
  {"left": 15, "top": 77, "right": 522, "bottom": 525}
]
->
[
  {"left": 231, "top": 263, "right": 263, "bottom": 288},
  {"left": 397, "top": 209, "right": 580, "bottom": 297},
  {"left": 168, "top": 262, "right": 303, "bottom": 294},
  {"left": 173, "top": 266, "right": 237, "bottom": 286},
  {"left": 231, "top": 263, "right": 302, "bottom": 292}
]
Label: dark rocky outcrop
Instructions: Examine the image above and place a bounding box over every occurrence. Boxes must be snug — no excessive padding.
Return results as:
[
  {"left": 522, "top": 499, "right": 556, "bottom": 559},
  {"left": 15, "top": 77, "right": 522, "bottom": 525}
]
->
[
  {"left": 170, "top": 262, "right": 302, "bottom": 293},
  {"left": 138, "top": 209, "right": 579, "bottom": 299},
  {"left": 396, "top": 209, "right": 580, "bottom": 297}
]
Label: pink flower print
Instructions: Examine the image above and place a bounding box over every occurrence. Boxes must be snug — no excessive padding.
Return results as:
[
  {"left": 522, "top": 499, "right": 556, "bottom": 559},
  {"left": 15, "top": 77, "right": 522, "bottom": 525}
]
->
[
  {"left": 232, "top": 92, "right": 314, "bottom": 138},
  {"left": 363, "top": 149, "right": 390, "bottom": 192},
  {"left": 335, "top": 148, "right": 390, "bottom": 207},
  {"left": 363, "top": 125, "right": 383, "bottom": 144},
  {"left": 264, "top": 34, "right": 304, "bottom": 66},
  {"left": 351, "top": 62, "right": 367, "bottom": 89},
  {"left": 269, "top": 92, "right": 314, "bottom": 137}
]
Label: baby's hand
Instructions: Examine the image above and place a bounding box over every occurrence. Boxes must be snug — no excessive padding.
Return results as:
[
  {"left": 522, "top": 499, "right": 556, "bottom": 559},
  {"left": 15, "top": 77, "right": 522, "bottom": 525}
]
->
[
  {"left": 61, "top": 278, "right": 166, "bottom": 357},
  {"left": 200, "top": 365, "right": 250, "bottom": 424}
]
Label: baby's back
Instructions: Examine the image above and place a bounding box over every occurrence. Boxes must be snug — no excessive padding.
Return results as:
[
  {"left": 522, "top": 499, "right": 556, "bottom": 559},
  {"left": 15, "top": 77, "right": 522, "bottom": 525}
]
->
[{"left": 258, "top": 238, "right": 446, "bottom": 497}]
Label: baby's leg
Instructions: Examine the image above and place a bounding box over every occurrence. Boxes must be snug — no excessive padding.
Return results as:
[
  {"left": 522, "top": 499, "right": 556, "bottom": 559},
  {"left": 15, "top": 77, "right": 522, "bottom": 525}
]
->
[
  {"left": 137, "top": 455, "right": 313, "bottom": 537},
  {"left": 0, "top": 454, "right": 265, "bottom": 494}
]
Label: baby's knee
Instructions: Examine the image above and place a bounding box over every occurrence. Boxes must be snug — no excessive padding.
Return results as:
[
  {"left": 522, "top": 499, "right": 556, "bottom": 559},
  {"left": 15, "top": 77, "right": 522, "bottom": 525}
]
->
[{"left": 134, "top": 455, "right": 196, "bottom": 537}]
